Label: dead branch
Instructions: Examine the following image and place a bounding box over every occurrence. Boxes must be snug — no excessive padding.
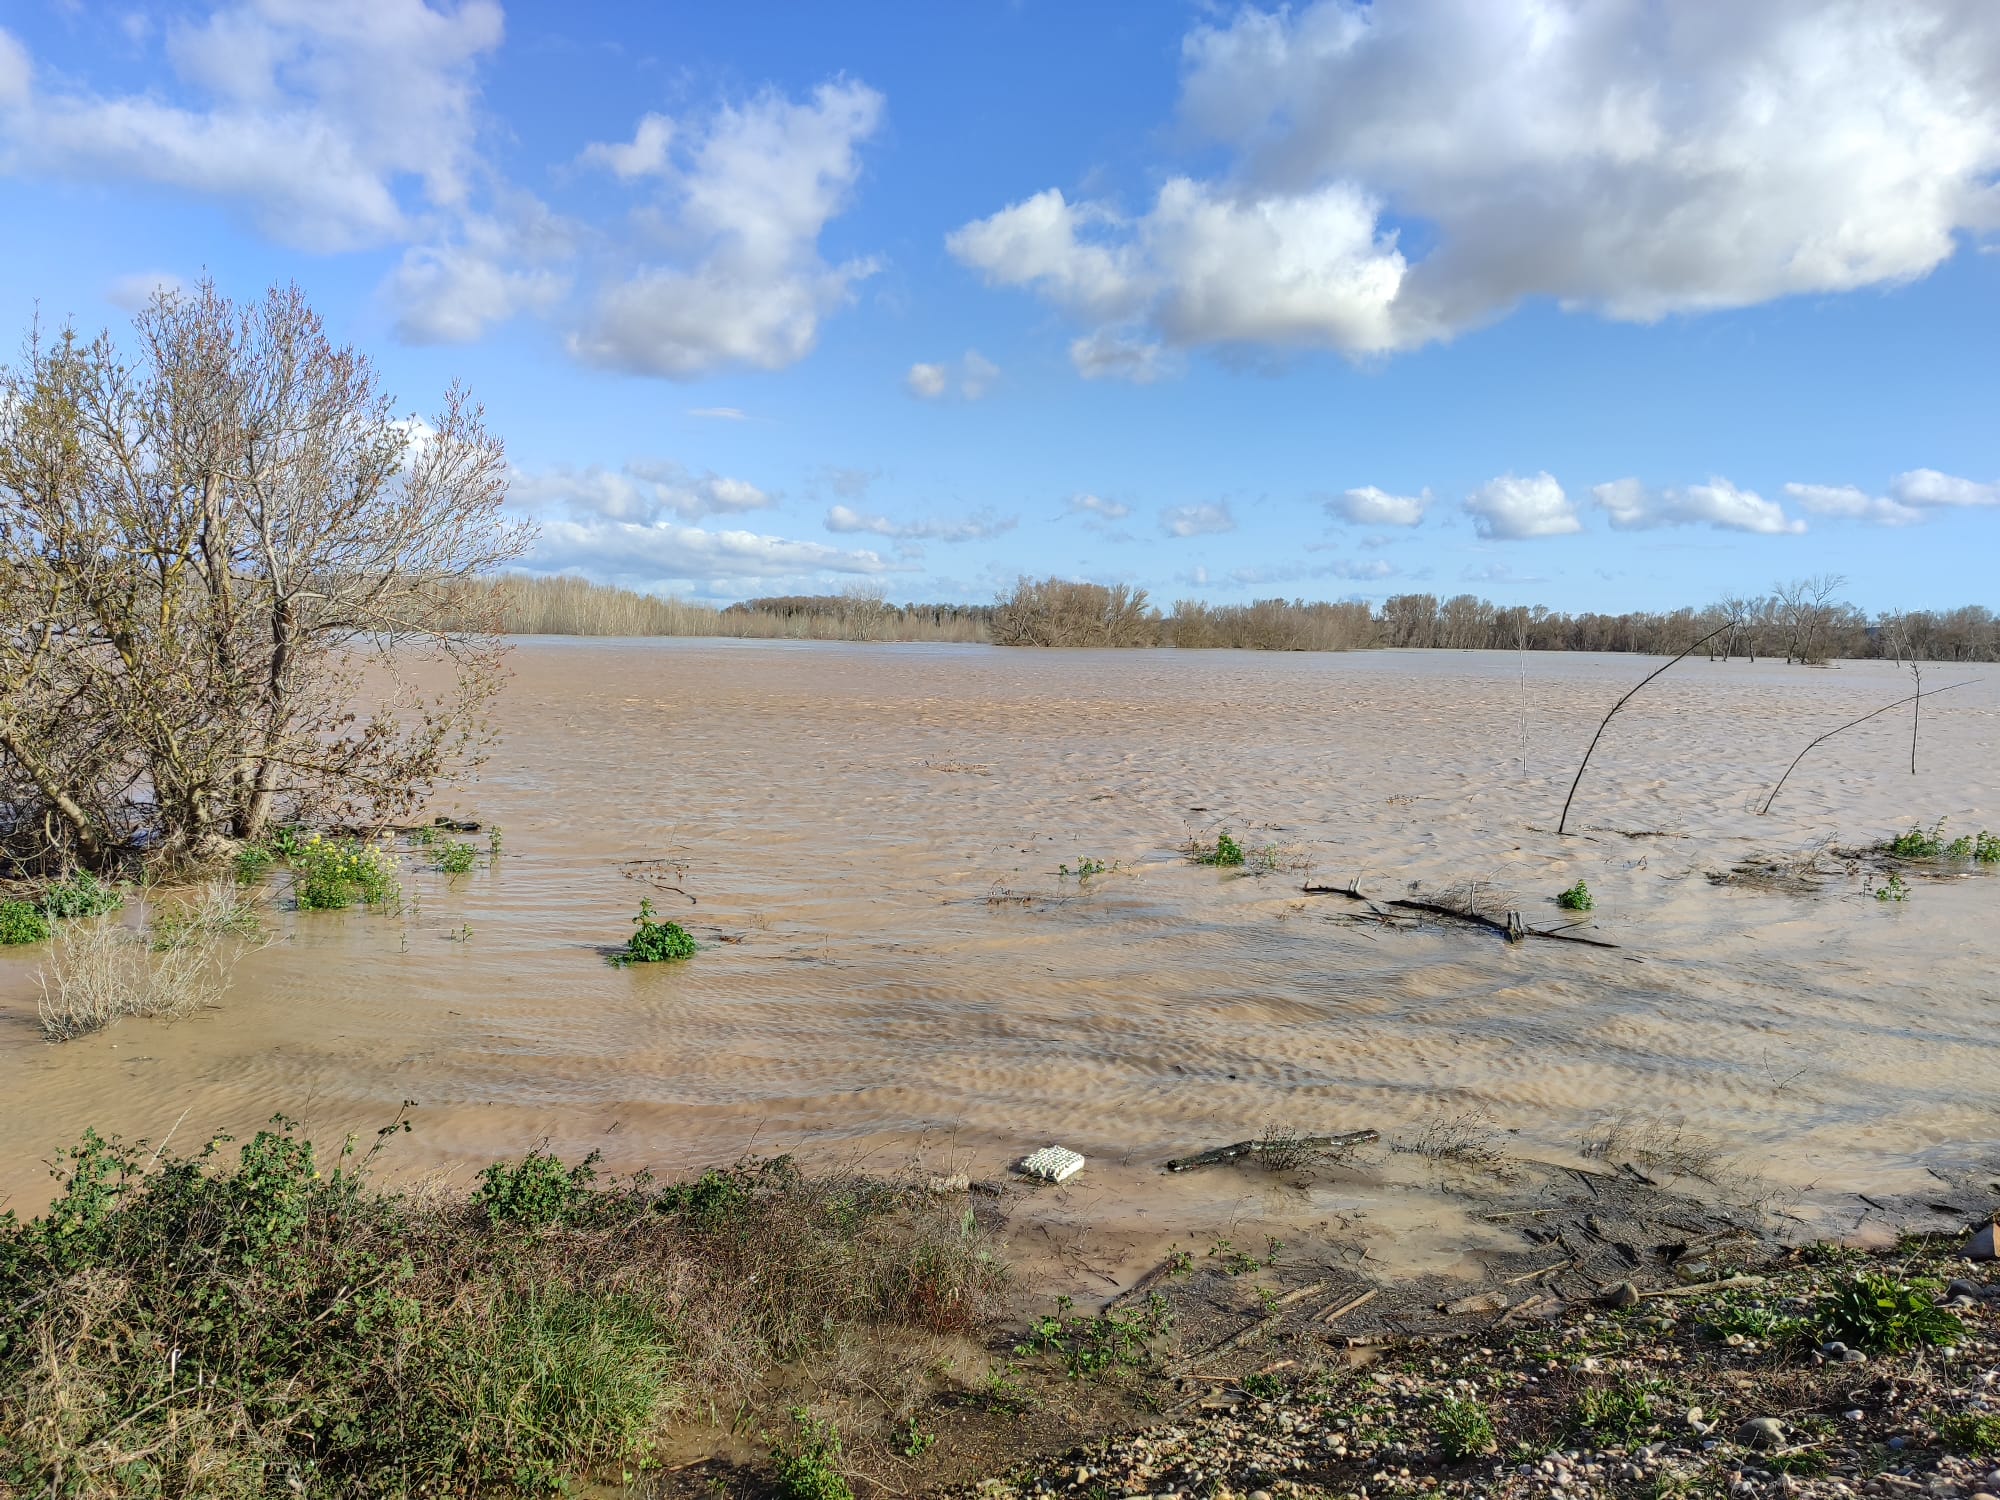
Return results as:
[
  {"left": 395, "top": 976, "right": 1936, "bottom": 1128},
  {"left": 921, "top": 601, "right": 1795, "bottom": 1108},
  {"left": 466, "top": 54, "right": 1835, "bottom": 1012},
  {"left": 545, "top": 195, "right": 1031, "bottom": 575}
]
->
[
  {"left": 1759, "top": 678, "right": 1980, "bottom": 815},
  {"left": 1164, "top": 1130, "right": 1379, "bottom": 1173}
]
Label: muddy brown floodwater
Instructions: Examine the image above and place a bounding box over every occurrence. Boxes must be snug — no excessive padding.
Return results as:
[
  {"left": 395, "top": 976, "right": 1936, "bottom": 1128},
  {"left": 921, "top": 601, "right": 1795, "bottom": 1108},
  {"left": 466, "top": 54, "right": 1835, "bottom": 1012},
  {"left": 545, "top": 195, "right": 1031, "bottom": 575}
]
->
[{"left": 2, "top": 642, "right": 1996, "bottom": 1291}]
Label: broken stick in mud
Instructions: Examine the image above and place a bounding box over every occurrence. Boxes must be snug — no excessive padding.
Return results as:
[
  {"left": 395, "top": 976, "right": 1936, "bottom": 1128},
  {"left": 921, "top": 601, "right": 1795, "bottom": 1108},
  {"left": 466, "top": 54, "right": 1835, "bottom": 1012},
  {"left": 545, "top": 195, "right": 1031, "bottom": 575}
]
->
[
  {"left": 1163, "top": 1130, "right": 1380, "bottom": 1172},
  {"left": 1301, "top": 881, "right": 1622, "bottom": 949}
]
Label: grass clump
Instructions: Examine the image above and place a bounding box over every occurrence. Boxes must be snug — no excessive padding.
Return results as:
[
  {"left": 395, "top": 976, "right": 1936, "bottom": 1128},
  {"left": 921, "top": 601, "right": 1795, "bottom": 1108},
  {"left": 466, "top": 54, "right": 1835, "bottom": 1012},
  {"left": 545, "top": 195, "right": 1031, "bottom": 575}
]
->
[
  {"left": 1573, "top": 1376, "right": 1675, "bottom": 1446},
  {"left": 611, "top": 897, "right": 697, "bottom": 965},
  {"left": 1814, "top": 1270, "right": 1962, "bottom": 1352},
  {"left": 290, "top": 833, "right": 402, "bottom": 911},
  {"left": 36, "top": 888, "right": 253, "bottom": 1041},
  {"left": 1935, "top": 1410, "right": 2000, "bottom": 1458},
  {"left": 772, "top": 1411, "right": 853, "bottom": 1500},
  {"left": 1188, "top": 829, "right": 1246, "bottom": 867},
  {"left": 1556, "top": 879, "right": 1594, "bottom": 911},
  {"left": 1434, "top": 1396, "right": 1498, "bottom": 1460},
  {"left": 0, "top": 898, "right": 50, "bottom": 945},
  {"left": 0, "top": 1123, "right": 1005, "bottom": 1494}
]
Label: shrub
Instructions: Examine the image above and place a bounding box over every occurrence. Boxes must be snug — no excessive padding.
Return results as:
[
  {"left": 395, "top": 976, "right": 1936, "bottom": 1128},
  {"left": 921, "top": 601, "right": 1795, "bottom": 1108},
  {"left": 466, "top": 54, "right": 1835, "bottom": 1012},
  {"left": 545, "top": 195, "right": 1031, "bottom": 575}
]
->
[
  {"left": 773, "top": 1412, "right": 853, "bottom": 1500},
  {"left": 1556, "top": 880, "right": 1594, "bottom": 911},
  {"left": 1876, "top": 872, "right": 1910, "bottom": 903},
  {"left": 1815, "top": 1270, "right": 1962, "bottom": 1352},
  {"left": 36, "top": 870, "right": 123, "bottom": 919},
  {"left": 233, "top": 841, "right": 275, "bottom": 885},
  {"left": 291, "top": 832, "right": 402, "bottom": 911},
  {"left": 435, "top": 839, "right": 478, "bottom": 874},
  {"left": 475, "top": 1146, "right": 603, "bottom": 1228},
  {"left": 615, "top": 897, "right": 696, "bottom": 964},
  {"left": 1435, "top": 1396, "right": 1498, "bottom": 1460},
  {"left": 1889, "top": 820, "right": 1948, "bottom": 858},
  {"left": 36, "top": 898, "right": 248, "bottom": 1042},
  {"left": 1188, "top": 830, "right": 1246, "bottom": 867},
  {"left": 1975, "top": 830, "right": 2000, "bottom": 864},
  {"left": 0, "top": 898, "right": 50, "bottom": 945}
]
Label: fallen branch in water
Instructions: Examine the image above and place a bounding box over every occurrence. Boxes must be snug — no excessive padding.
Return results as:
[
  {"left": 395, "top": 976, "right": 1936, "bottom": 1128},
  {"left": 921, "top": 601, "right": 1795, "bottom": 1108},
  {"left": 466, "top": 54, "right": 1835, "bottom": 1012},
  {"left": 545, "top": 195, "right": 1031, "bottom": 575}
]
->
[
  {"left": 1301, "top": 883, "right": 1621, "bottom": 949},
  {"left": 1164, "top": 1130, "right": 1379, "bottom": 1173}
]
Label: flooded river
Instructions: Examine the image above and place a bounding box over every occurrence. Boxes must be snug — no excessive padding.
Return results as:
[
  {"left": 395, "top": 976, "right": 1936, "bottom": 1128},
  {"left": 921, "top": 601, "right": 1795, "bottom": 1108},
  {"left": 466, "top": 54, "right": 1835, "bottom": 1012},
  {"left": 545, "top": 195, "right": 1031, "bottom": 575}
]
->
[{"left": 2, "top": 642, "right": 1995, "bottom": 1281}]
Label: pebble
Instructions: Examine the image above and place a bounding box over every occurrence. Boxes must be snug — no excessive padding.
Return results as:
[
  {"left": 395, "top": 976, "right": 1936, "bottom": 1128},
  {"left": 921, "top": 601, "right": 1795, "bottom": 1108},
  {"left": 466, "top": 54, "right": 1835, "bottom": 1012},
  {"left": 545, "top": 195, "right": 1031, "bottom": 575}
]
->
[
  {"left": 1601, "top": 1281, "right": 1642, "bottom": 1309},
  {"left": 1738, "top": 1417, "right": 1788, "bottom": 1450}
]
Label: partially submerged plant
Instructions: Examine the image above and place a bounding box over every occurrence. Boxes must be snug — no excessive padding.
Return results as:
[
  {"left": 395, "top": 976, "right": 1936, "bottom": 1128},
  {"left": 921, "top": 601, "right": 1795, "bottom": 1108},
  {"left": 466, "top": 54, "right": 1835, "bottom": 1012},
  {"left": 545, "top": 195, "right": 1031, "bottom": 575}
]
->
[
  {"left": 434, "top": 839, "right": 478, "bottom": 874},
  {"left": 36, "top": 871, "right": 123, "bottom": 920},
  {"left": 1188, "top": 829, "right": 1246, "bottom": 867},
  {"left": 290, "top": 833, "right": 402, "bottom": 912},
  {"left": 1556, "top": 879, "right": 1594, "bottom": 912},
  {"left": 0, "top": 898, "right": 50, "bottom": 945},
  {"left": 612, "top": 897, "right": 697, "bottom": 966},
  {"left": 1875, "top": 872, "right": 1910, "bottom": 903}
]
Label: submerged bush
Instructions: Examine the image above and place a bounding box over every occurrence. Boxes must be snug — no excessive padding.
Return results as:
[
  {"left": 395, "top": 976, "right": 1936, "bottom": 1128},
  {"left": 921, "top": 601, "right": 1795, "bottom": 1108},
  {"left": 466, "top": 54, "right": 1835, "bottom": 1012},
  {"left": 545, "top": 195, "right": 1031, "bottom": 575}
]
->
[
  {"left": 1188, "top": 830, "right": 1246, "bottom": 868},
  {"left": 290, "top": 833, "right": 401, "bottom": 911},
  {"left": 35, "top": 892, "right": 250, "bottom": 1041},
  {"left": 1556, "top": 880, "right": 1594, "bottom": 911},
  {"left": 614, "top": 897, "right": 696, "bottom": 964},
  {"left": 0, "top": 898, "right": 50, "bottom": 945},
  {"left": 36, "top": 870, "right": 123, "bottom": 919},
  {"left": 0, "top": 1123, "right": 1005, "bottom": 1494}
]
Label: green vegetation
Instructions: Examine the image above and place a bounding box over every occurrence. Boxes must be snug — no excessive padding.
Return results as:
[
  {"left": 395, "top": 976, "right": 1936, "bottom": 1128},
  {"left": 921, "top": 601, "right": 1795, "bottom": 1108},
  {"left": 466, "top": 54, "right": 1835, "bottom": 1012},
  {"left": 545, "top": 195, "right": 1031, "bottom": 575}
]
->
[
  {"left": 1241, "top": 1370, "right": 1287, "bottom": 1401},
  {"left": 289, "top": 833, "right": 402, "bottom": 911},
  {"left": 1556, "top": 879, "right": 1594, "bottom": 912},
  {"left": 1014, "top": 1293, "right": 1173, "bottom": 1381},
  {"left": 0, "top": 1121, "right": 1003, "bottom": 1495},
  {"left": 433, "top": 839, "right": 478, "bottom": 874},
  {"left": 772, "top": 1412, "right": 854, "bottom": 1500},
  {"left": 1876, "top": 872, "right": 1911, "bottom": 903},
  {"left": 1188, "top": 829, "right": 1246, "bottom": 867},
  {"left": 1814, "top": 1270, "right": 1962, "bottom": 1352},
  {"left": 1573, "top": 1376, "right": 1675, "bottom": 1446},
  {"left": 1059, "top": 856, "right": 1110, "bottom": 880},
  {"left": 1936, "top": 1410, "right": 2000, "bottom": 1458},
  {"left": 1887, "top": 818, "right": 2000, "bottom": 862},
  {"left": 233, "top": 841, "right": 276, "bottom": 885},
  {"left": 36, "top": 870, "right": 124, "bottom": 919},
  {"left": 1434, "top": 1396, "right": 1498, "bottom": 1460},
  {"left": 0, "top": 899, "right": 50, "bottom": 945},
  {"left": 612, "top": 897, "right": 697, "bottom": 965}
]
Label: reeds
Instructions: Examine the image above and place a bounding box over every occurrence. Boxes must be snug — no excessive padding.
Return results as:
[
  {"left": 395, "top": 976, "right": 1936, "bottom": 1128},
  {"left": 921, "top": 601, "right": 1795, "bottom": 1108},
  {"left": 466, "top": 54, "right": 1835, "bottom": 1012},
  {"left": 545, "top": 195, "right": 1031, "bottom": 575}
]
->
[{"left": 34, "top": 883, "right": 255, "bottom": 1041}]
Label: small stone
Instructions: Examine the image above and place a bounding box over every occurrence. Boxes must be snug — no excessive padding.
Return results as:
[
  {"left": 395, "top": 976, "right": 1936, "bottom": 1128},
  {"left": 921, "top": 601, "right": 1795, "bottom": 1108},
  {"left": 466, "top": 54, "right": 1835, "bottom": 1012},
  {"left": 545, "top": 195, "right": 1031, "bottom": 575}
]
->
[
  {"left": 1737, "top": 1418, "right": 1788, "bottom": 1450},
  {"left": 1844, "top": 1410, "right": 1866, "bottom": 1422},
  {"left": 1600, "top": 1280, "right": 1642, "bottom": 1309},
  {"left": 1841, "top": 1348, "right": 1869, "bottom": 1364},
  {"left": 1251, "top": 1491, "right": 1273, "bottom": 1500},
  {"left": 1948, "top": 1279, "right": 1982, "bottom": 1300},
  {"left": 1686, "top": 1407, "right": 1706, "bottom": 1427},
  {"left": 1966, "top": 1219, "right": 1997, "bottom": 1261},
  {"left": 1889, "top": 1437, "right": 1909, "bottom": 1451},
  {"left": 1677, "top": 1260, "right": 1714, "bottom": 1283}
]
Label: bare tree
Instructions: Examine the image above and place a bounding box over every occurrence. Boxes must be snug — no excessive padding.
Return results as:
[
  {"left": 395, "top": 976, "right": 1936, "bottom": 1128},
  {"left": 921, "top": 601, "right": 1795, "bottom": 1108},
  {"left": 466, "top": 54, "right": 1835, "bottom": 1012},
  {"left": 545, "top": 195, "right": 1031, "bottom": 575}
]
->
[{"left": 0, "top": 280, "right": 531, "bottom": 873}]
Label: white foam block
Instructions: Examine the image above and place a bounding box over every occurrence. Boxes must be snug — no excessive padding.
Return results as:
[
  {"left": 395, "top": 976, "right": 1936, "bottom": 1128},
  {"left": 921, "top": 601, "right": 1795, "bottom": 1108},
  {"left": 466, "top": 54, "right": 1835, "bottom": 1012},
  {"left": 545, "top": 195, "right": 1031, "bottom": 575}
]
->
[{"left": 1020, "top": 1145, "right": 1085, "bottom": 1183}]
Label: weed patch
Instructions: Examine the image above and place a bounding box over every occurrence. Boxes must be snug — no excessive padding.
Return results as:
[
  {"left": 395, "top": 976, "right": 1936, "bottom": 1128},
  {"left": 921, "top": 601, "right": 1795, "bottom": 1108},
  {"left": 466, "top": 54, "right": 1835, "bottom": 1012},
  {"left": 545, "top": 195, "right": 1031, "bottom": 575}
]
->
[
  {"left": 1434, "top": 1396, "right": 1498, "bottom": 1460},
  {"left": 773, "top": 1412, "right": 853, "bottom": 1500},
  {"left": 36, "top": 870, "right": 124, "bottom": 919},
  {"left": 1556, "top": 880, "right": 1594, "bottom": 912},
  {"left": 1935, "top": 1410, "right": 2000, "bottom": 1458},
  {"left": 1014, "top": 1293, "right": 1173, "bottom": 1381},
  {"left": 611, "top": 897, "right": 697, "bottom": 965},
  {"left": 0, "top": 898, "right": 50, "bottom": 945},
  {"left": 290, "top": 833, "right": 402, "bottom": 911},
  {"left": 1573, "top": 1376, "right": 1677, "bottom": 1446},
  {"left": 1187, "top": 830, "right": 1246, "bottom": 867},
  {"left": 1815, "top": 1270, "right": 1963, "bottom": 1352}
]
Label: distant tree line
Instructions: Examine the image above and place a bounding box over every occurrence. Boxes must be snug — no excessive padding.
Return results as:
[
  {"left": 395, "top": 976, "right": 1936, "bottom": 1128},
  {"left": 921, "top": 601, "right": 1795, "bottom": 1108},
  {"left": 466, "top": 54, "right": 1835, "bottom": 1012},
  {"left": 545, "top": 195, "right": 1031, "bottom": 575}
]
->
[{"left": 450, "top": 572, "right": 2000, "bottom": 662}]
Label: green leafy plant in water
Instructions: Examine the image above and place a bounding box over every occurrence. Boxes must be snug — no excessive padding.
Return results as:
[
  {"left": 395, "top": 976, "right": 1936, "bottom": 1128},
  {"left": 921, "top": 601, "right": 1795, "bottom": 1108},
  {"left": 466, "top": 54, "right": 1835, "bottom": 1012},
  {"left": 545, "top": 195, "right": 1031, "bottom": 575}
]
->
[
  {"left": 1556, "top": 880, "right": 1594, "bottom": 912},
  {"left": 1876, "top": 872, "right": 1910, "bottom": 903},
  {"left": 38, "top": 871, "right": 123, "bottom": 920},
  {"left": 1975, "top": 830, "right": 2000, "bottom": 864},
  {"left": 434, "top": 840, "right": 478, "bottom": 875},
  {"left": 1889, "top": 819, "right": 1949, "bottom": 858},
  {"left": 1434, "top": 1396, "right": 1498, "bottom": 1461},
  {"left": 290, "top": 833, "right": 402, "bottom": 912},
  {"left": 611, "top": 897, "right": 696, "bottom": 965},
  {"left": 269, "top": 823, "right": 310, "bottom": 858},
  {"left": 1815, "top": 1270, "right": 1962, "bottom": 1352},
  {"left": 0, "top": 899, "right": 51, "bottom": 945},
  {"left": 1192, "top": 830, "right": 1246, "bottom": 867},
  {"left": 1059, "top": 856, "right": 1109, "bottom": 880},
  {"left": 233, "top": 842, "right": 276, "bottom": 885},
  {"left": 772, "top": 1410, "right": 853, "bottom": 1500}
]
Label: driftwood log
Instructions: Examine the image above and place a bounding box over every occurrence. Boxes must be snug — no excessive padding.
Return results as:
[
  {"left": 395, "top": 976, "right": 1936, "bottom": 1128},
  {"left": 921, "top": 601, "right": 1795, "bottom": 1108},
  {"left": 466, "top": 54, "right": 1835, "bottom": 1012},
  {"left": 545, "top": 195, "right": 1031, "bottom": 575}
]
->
[
  {"left": 1301, "top": 882, "right": 1621, "bottom": 949},
  {"left": 1164, "top": 1129, "right": 1379, "bottom": 1173}
]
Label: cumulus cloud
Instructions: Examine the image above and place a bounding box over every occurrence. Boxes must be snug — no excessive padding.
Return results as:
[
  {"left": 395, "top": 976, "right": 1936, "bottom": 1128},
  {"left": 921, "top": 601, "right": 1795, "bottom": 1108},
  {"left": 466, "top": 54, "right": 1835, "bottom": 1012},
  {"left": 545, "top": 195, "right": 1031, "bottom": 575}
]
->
[
  {"left": 1328, "top": 484, "right": 1428, "bottom": 526},
  {"left": 1463, "top": 473, "right": 1580, "bottom": 540},
  {"left": 1068, "top": 327, "right": 1177, "bottom": 383},
  {"left": 1160, "top": 502, "right": 1236, "bottom": 537},
  {"left": 509, "top": 460, "right": 777, "bottom": 525},
  {"left": 905, "top": 350, "right": 999, "bottom": 400},
  {"left": 1591, "top": 478, "right": 1805, "bottom": 535},
  {"left": 1891, "top": 468, "right": 2000, "bottom": 507},
  {"left": 951, "top": 0, "right": 2000, "bottom": 372},
  {"left": 1784, "top": 482, "right": 1924, "bottom": 526},
  {"left": 530, "top": 520, "right": 893, "bottom": 587},
  {"left": 570, "top": 81, "right": 885, "bottom": 378},
  {"left": 0, "top": 3, "right": 503, "bottom": 253},
  {"left": 824, "top": 505, "right": 1017, "bottom": 542},
  {"left": 1067, "top": 493, "right": 1132, "bottom": 521}
]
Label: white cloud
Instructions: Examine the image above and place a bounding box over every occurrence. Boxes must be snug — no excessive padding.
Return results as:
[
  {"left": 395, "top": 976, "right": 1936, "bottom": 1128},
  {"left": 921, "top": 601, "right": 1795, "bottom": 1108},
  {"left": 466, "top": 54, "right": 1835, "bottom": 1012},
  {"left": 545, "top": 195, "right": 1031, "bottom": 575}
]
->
[
  {"left": 579, "top": 112, "right": 673, "bottom": 179},
  {"left": 1161, "top": 502, "right": 1236, "bottom": 537},
  {"left": 1784, "top": 482, "right": 1924, "bottom": 526},
  {"left": 904, "top": 350, "right": 999, "bottom": 400},
  {"left": 905, "top": 362, "right": 949, "bottom": 399},
  {"left": 106, "top": 269, "right": 183, "bottom": 310},
  {"left": 0, "top": 4, "right": 504, "bottom": 253},
  {"left": 1891, "top": 468, "right": 2000, "bottom": 507},
  {"left": 1329, "top": 484, "right": 1428, "bottom": 526},
  {"left": 389, "top": 242, "right": 567, "bottom": 344},
  {"left": 825, "top": 505, "right": 1016, "bottom": 542},
  {"left": 530, "top": 519, "right": 893, "bottom": 586},
  {"left": 1591, "top": 477, "right": 1805, "bottom": 535},
  {"left": 1463, "top": 472, "right": 1581, "bottom": 540},
  {"left": 1068, "top": 327, "right": 1177, "bottom": 383},
  {"left": 509, "top": 460, "right": 777, "bottom": 525},
  {"left": 1067, "top": 493, "right": 1132, "bottom": 521},
  {"left": 570, "top": 81, "right": 885, "bottom": 378},
  {"left": 689, "top": 406, "right": 749, "bottom": 421},
  {"left": 952, "top": 0, "right": 2000, "bottom": 370}
]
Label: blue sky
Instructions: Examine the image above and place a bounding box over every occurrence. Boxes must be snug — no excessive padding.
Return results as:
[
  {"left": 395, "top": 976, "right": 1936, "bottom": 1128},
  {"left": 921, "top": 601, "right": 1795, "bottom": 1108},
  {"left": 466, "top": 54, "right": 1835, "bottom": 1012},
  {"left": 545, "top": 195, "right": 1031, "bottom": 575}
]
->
[{"left": 2, "top": 1, "right": 1997, "bottom": 612}]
